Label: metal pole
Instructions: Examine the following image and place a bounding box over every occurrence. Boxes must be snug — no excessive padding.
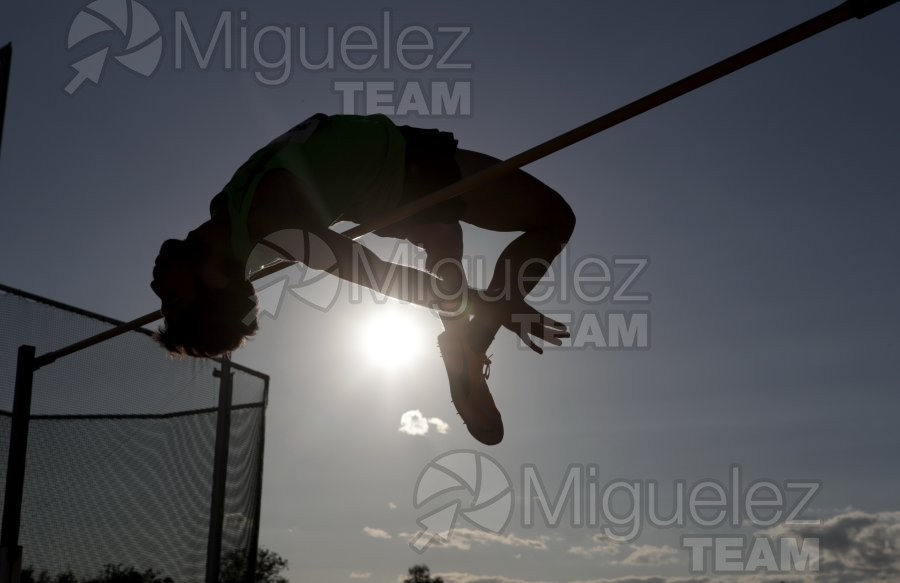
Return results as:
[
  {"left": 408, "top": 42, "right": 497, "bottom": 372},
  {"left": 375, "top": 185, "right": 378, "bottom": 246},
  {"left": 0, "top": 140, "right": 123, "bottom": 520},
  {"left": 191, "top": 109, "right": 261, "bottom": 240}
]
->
[
  {"left": 26, "top": 0, "right": 899, "bottom": 365},
  {"left": 0, "top": 43, "right": 11, "bottom": 160},
  {"left": 344, "top": 0, "right": 866, "bottom": 237},
  {"left": 206, "top": 357, "right": 234, "bottom": 583},
  {"left": 33, "top": 311, "right": 160, "bottom": 369},
  {"left": 0, "top": 345, "right": 36, "bottom": 583},
  {"left": 243, "top": 381, "right": 268, "bottom": 583}
]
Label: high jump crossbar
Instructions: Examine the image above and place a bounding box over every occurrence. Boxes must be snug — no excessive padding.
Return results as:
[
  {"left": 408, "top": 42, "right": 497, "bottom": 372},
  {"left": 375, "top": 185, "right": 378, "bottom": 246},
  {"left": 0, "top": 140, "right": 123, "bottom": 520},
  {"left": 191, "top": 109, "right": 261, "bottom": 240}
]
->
[{"left": 31, "top": 0, "right": 898, "bottom": 370}]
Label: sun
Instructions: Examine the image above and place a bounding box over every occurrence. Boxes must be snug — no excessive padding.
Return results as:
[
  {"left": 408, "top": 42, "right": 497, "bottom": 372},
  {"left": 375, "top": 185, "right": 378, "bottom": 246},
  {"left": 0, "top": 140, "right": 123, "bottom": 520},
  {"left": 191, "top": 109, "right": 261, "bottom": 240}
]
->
[{"left": 358, "top": 306, "right": 429, "bottom": 370}]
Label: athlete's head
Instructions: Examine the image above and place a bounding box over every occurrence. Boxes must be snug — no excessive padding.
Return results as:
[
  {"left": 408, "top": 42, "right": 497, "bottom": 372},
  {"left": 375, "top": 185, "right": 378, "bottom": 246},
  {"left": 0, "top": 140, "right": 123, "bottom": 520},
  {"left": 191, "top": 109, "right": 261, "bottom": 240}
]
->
[{"left": 150, "top": 220, "right": 259, "bottom": 357}]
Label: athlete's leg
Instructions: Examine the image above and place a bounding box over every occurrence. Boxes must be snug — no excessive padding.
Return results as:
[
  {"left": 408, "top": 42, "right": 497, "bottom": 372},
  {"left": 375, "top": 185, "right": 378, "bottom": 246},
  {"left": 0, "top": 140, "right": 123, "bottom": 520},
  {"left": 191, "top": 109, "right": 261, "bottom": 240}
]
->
[
  {"left": 377, "top": 216, "right": 503, "bottom": 445},
  {"left": 454, "top": 149, "right": 576, "bottom": 354},
  {"left": 377, "top": 220, "right": 468, "bottom": 336}
]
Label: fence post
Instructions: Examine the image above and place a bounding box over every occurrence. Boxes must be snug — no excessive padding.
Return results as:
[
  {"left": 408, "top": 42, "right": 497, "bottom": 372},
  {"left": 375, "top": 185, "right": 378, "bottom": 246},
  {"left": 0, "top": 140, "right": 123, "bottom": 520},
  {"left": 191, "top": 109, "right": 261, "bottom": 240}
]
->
[
  {"left": 1, "top": 345, "right": 36, "bottom": 583},
  {"left": 244, "top": 380, "right": 268, "bottom": 583},
  {"left": 206, "top": 357, "right": 233, "bottom": 583}
]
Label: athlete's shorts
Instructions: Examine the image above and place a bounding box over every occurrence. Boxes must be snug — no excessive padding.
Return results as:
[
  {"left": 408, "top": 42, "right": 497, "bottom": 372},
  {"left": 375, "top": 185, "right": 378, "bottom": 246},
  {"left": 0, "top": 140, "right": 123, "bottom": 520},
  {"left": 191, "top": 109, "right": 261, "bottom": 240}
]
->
[
  {"left": 372, "top": 124, "right": 466, "bottom": 237},
  {"left": 209, "top": 117, "right": 466, "bottom": 238}
]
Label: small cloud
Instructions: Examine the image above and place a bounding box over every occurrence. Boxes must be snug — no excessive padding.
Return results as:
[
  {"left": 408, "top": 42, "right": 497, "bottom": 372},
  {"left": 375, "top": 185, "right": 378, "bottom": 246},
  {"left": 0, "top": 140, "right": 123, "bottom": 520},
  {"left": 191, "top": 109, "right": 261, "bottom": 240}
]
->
[
  {"left": 362, "top": 526, "right": 392, "bottom": 540},
  {"left": 398, "top": 410, "right": 429, "bottom": 435},
  {"left": 388, "top": 502, "right": 398, "bottom": 510},
  {"left": 401, "top": 528, "right": 548, "bottom": 551},
  {"left": 614, "top": 544, "right": 679, "bottom": 566},
  {"left": 429, "top": 416, "right": 450, "bottom": 434},
  {"left": 568, "top": 533, "right": 623, "bottom": 558},
  {"left": 349, "top": 572, "right": 371, "bottom": 579},
  {"left": 399, "top": 410, "right": 450, "bottom": 436},
  {"left": 567, "top": 536, "right": 678, "bottom": 566}
]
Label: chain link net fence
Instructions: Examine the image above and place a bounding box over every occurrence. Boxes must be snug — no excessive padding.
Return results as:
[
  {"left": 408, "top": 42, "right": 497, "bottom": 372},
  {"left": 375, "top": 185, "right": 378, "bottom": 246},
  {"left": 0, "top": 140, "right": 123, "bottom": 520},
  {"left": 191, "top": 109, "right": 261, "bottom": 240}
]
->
[{"left": 0, "top": 284, "right": 268, "bottom": 582}]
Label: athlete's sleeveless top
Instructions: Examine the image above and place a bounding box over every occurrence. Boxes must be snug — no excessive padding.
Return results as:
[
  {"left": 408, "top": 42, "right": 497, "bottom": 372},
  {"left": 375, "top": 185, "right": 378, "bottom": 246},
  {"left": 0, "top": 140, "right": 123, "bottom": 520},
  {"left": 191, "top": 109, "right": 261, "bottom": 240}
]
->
[{"left": 215, "top": 113, "right": 406, "bottom": 265}]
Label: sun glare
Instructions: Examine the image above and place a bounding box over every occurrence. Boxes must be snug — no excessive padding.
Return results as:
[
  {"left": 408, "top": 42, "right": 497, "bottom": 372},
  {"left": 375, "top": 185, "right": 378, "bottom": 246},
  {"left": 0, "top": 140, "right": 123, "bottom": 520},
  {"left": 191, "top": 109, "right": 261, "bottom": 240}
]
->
[{"left": 358, "top": 307, "right": 429, "bottom": 370}]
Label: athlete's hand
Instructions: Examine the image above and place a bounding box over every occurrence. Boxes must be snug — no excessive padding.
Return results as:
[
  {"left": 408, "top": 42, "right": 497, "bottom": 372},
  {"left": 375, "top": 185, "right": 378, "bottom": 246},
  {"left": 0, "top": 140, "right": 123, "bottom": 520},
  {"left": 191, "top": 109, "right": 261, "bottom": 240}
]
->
[{"left": 469, "top": 293, "right": 569, "bottom": 354}]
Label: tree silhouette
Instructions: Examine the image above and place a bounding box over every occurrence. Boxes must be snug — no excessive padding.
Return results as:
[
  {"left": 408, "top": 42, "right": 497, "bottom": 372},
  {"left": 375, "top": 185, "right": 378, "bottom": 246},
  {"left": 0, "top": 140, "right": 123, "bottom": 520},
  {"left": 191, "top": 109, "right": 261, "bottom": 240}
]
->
[
  {"left": 19, "top": 547, "right": 288, "bottom": 583},
  {"left": 20, "top": 565, "right": 171, "bottom": 583},
  {"left": 19, "top": 569, "right": 77, "bottom": 583},
  {"left": 403, "top": 565, "right": 444, "bottom": 583},
  {"left": 220, "top": 548, "right": 289, "bottom": 583},
  {"left": 82, "top": 565, "right": 173, "bottom": 583}
]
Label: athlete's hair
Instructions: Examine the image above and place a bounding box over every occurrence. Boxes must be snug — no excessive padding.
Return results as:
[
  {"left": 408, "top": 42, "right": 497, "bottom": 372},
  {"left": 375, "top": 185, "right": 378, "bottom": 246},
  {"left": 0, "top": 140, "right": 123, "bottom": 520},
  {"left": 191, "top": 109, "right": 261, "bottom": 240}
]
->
[{"left": 153, "top": 249, "right": 259, "bottom": 358}]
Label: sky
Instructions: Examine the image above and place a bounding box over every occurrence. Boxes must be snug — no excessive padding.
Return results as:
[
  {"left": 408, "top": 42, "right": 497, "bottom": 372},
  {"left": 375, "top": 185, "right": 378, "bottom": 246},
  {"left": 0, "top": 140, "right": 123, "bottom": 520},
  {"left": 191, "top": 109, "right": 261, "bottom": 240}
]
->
[{"left": 1, "top": 1, "right": 900, "bottom": 582}]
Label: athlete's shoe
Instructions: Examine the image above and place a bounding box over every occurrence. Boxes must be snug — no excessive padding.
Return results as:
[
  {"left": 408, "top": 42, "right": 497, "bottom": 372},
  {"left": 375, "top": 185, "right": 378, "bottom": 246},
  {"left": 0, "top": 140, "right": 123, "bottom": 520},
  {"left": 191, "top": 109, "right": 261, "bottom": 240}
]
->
[{"left": 437, "top": 331, "right": 504, "bottom": 445}]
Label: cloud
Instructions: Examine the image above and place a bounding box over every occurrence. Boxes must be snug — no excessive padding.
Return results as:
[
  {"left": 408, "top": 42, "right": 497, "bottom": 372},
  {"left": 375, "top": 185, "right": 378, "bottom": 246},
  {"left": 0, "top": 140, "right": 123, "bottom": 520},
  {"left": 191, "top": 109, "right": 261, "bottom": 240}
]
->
[
  {"left": 407, "top": 509, "right": 900, "bottom": 583},
  {"left": 398, "top": 410, "right": 429, "bottom": 435},
  {"left": 349, "top": 572, "right": 371, "bottom": 579},
  {"left": 567, "top": 535, "right": 677, "bottom": 566},
  {"left": 398, "top": 410, "right": 450, "bottom": 436},
  {"left": 615, "top": 544, "right": 679, "bottom": 566},
  {"left": 429, "top": 416, "right": 451, "bottom": 433},
  {"left": 570, "top": 510, "right": 900, "bottom": 582},
  {"left": 764, "top": 509, "right": 900, "bottom": 580},
  {"left": 568, "top": 533, "right": 623, "bottom": 558},
  {"left": 401, "top": 528, "right": 548, "bottom": 551},
  {"left": 362, "top": 526, "right": 392, "bottom": 540}
]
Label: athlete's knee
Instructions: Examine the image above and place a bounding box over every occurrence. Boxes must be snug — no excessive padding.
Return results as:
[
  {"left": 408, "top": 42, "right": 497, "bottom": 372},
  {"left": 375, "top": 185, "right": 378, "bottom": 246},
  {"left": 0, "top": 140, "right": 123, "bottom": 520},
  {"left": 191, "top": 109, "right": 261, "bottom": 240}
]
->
[{"left": 544, "top": 196, "right": 576, "bottom": 245}]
